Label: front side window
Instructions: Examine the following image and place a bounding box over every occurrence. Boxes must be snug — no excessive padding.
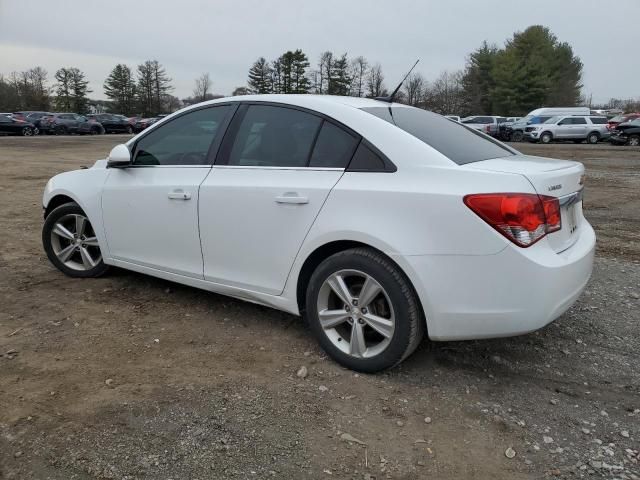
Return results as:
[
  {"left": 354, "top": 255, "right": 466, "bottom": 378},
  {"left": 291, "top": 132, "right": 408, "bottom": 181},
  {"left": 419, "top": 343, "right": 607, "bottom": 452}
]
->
[
  {"left": 227, "top": 105, "right": 321, "bottom": 167},
  {"left": 134, "top": 105, "right": 232, "bottom": 166},
  {"left": 361, "top": 106, "right": 514, "bottom": 165}
]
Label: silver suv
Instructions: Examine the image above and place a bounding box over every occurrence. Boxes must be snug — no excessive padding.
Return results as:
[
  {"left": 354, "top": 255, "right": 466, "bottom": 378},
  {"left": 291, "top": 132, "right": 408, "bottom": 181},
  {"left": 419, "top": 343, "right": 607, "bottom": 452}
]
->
[{"left": 525, "top": 115, "right": 609, "bottom": 144}]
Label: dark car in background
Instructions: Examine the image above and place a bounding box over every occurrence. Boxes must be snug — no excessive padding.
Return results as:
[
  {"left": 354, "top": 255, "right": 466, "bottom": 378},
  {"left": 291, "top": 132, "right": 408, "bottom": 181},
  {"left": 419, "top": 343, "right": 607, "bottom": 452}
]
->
[
  {"left": 13, "top": 111, "right": 53, "bottom": 134},
  {"left": 607, "top": 113, "right": 640, "bottom": 132},
  {"left": 132, "top": 116, "right": 159, "bottom": 133},
  {"left": 609, "top": 118, "right": 640, "bottom": 146},
  {"left": 0, "top": 114, "right": 37, "bottom": 136},
  {"left": 40, "top": 113, "right": 105, "bottom": 135},
  {"left": 87, "top": 114, "right": 134, "bottom": 134}
]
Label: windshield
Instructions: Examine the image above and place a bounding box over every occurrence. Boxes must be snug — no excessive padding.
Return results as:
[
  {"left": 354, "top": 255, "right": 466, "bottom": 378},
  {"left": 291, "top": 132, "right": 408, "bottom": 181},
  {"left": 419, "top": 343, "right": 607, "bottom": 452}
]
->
[
  {"left": 629, "top": 119, "right": 640, "bottom": 126},
  {"left": 361, "top": 107, "right": 515, "bottom": 165},
  {"left": 544, "top": 116, "right": 561, "bottom": 124},
  {"left": 609, "top": 115, "right": 625, "bottom": 123}
]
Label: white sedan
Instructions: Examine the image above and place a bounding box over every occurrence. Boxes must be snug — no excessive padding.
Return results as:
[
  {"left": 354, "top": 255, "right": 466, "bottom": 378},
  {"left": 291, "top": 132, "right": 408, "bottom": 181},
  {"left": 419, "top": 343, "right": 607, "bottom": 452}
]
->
[{"left": 42, "top": 95, "right": 595, "bottom": 372}]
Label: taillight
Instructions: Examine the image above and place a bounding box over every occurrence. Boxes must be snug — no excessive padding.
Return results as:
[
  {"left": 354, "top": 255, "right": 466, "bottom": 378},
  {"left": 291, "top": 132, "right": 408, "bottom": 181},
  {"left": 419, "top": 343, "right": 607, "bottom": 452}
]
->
[{"left": 464, "top": 193, "right": 561, "bottom": 247}]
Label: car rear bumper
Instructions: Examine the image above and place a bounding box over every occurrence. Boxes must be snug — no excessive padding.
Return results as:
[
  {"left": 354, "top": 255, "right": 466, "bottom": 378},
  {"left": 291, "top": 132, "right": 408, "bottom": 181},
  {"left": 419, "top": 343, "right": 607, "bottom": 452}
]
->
[{"left": 395, "top": 221, "right": 596, "bottom": 341}]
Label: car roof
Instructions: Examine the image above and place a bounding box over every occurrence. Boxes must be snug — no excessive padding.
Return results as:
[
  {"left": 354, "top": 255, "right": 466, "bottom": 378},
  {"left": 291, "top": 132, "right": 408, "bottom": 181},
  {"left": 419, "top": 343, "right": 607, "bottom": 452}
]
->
[{"left": 201, "top": 94, "right": 400, "bottom": 111}]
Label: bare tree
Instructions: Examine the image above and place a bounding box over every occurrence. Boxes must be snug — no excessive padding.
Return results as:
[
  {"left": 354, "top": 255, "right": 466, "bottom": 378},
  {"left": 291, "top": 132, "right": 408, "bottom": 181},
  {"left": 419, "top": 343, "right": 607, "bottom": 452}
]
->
[
  {"left": 193, "top": 73, "right": 212, "bottom": 102},
  {"left": 403, "top": 72, "right": 425, "bottom": 106},
  {"left": 424, "top": 70, "right": 465, "bottom": 114},
  {"left": 349, "top": 56, "right": 368, "bottom": 97},
  {"left": 317, "top": 51, "right": 333, "bottom": 94},
  {"left": 366, "top": 63, "right": 386, "bottom": 98}
]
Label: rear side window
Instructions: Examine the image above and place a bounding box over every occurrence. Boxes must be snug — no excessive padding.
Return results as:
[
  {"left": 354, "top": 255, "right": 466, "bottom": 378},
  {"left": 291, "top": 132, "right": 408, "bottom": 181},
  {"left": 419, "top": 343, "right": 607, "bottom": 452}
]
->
[
  {"left": 361, "top": 107, "right": 514, "bottom": 165},
  {"left": 570, "top": 117, "right": 587, "bottom": 125},
  {"left": 589, "top": 117, "right": 607, "bottom": 124},
  {"left": 309, "top": 121, "right": 359, "bottom": 168},
  {"left": 348, "top": 142, "right": 387, "bottom": 171},
  {"left": 227, "top": 105, "right": 321, "bottom": 167}
]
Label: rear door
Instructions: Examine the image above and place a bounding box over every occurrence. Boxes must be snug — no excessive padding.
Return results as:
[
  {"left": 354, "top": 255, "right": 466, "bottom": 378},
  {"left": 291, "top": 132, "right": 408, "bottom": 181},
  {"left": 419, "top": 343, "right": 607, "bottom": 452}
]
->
[
  {"left": 569, "top": 117, "right": 588, "bottom": 138},
  {"left": 199, "top": 104, "right": 359, "bottom": 295}
]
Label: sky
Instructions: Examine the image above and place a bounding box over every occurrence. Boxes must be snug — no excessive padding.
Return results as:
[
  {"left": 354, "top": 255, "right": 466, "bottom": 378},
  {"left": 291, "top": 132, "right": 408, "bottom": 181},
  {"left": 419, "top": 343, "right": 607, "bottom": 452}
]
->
[{"left": 0, "top": 0, "right": 637, "bottom": 105}]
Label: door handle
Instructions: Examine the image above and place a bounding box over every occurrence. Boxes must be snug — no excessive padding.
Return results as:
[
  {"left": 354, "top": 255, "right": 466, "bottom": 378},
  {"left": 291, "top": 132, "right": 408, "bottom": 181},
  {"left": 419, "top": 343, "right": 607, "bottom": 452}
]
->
[
  {"left": 275, "top": 192, "right": 309, "bottom": 204},
  {"left": 168, "top": 190, "right": 191, "bottom": 200}
]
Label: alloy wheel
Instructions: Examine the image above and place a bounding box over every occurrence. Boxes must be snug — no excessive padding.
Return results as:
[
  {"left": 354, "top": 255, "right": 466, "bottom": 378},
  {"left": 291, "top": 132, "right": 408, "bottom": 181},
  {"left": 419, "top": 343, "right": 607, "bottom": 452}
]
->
[
  {"left": 629, "top": 136, "right": 640, "bottom": 147},
  {"left": 50, "top": 213, "right": 102, "bottom": 271},
  {"left": 316, "top": 269, "right": 395, "bottom": 359}
]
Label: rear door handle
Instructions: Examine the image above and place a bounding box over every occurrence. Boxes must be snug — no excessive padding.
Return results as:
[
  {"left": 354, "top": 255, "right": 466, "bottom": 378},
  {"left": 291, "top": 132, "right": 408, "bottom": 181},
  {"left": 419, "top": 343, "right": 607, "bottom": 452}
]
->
[
  {"left": 168, "top": 189, "right": 191, "bottom": 200},
  {"left": 275, "top": 192, "right": 309, "bottom": 204}
]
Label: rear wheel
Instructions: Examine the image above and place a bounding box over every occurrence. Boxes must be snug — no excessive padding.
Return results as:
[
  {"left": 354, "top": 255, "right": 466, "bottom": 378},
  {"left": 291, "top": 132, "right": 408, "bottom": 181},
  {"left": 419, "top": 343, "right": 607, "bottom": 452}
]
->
[
  {"left": 540, "top": 132, "right": 552, "bottom": 144},
  {"left": 42, "top": 202, "right": 109, "bottom": 278},
  {"left": 587, "top": 132, "right": 600, "bottom": 144},
  {"left": 21, "top": 127, "right": 33, "bottom": 136},
  {"left": 126, "top": 125, "right": 133, "bottom": 134},
  {"left": 305, "top": 248, "right": 424, "bottom": 372},
  {"left": 628, "top": 135, "right": 640, "bottom": 147},
  {"left": 511, "top": 130, "right": 524, "bottom": 142},
  {"left": 55, "top": 125, "right": 67, "bottom": 135}
]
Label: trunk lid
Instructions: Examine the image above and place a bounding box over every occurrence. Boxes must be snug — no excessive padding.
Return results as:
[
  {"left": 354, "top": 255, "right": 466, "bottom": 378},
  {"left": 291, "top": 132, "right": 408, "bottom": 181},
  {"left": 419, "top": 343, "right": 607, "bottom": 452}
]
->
[{"left": 466, "top": 155, "right": 585, "bottom": 253}]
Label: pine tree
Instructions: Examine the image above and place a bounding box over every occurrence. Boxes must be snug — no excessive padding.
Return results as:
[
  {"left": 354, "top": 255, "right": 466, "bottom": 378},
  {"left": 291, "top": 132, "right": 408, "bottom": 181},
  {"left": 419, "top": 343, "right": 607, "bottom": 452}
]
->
[
  {"left": 104, "top": 64, "right": 136, "bottom": 115},
  {"left": 54, "top": 67, "right": 90, "bottom": 112},
  {"left": 291, "top": 49, "right": 311, "bottom": 94},
  {"left": 490, "top": 26, "right": 583, "bottom": 115},
  {"left": 248, "top": 57, "right": 272, "bottom": 94},
  {"left": 136, "top": 60, "right": 172, "bottom": 116},
  {"left": 329, "top": 54, "right": 351, "bottom": 95},
  {"left": 461, "top": 41, "right": 498, "bottom": 115}
]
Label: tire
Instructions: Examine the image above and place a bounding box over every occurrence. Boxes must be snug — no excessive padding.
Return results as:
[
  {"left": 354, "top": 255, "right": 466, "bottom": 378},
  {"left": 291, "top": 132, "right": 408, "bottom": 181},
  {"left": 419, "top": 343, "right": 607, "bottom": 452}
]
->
[
  {"left": 540, "top": 132, "right": 552, "bottom": 144},
  {"left": 55, "top": 125, "right": 67, "bottom": 135},
  {"left": 587, "top": 132, "right": 600, "bottom": 144},
  {"left": 21, "top": 127, "right": 33, "bottom": 136},
  {"left": 627, "top": 135, "right": 639, "bottom": 147},
  {"left": 126, "top": 125, "right": 133, "bottom": 134},
  {"left": 511, "top": 130, "right": 524, "bottom": 142},
  {"left": 42, "top": 202, "right": 109, "bottom": 278},
  {"left": 305, "top": 248, "right": 424, "bottom": 373}
]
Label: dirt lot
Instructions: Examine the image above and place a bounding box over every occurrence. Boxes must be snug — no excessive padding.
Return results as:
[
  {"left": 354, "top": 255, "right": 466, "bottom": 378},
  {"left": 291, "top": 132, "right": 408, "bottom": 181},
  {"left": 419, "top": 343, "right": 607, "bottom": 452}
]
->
[{"left": 1, "top": 136, "right": 638, "bottom": 480}]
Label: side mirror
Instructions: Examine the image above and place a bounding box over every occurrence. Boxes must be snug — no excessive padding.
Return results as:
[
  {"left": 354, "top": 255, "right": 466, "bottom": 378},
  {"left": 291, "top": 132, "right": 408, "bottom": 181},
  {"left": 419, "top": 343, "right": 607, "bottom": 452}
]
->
[{"left": 107, "top": 144, "right": 132, "bottom": 168}]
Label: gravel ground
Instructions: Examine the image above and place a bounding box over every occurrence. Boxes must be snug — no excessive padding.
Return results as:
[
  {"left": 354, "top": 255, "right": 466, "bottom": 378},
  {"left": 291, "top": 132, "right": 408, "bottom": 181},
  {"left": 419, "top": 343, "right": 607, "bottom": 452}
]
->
[{"left": 0, "top": 136, "right": 638, "bottom": 479}]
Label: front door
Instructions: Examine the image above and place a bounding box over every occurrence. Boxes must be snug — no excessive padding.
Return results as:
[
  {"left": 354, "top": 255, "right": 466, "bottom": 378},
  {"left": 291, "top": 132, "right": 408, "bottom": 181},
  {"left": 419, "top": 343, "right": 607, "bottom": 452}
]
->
[
  {"left": 199, "top": 104, "right": 359, "bottom": 295},
  {"left": 101, "top": 104, "right": 235, "bottom": 278}
]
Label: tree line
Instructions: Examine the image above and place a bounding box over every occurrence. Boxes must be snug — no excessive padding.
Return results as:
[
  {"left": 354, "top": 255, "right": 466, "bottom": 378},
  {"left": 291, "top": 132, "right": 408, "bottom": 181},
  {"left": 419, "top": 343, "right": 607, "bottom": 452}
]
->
[
  {"left": 0, "top": 60, "right": 177, "bottom": 116},
  {"left": 1, "top": 26, "right": 632, "bottom": 118},
  {"left": 244, "top": 26, "right": 586, "bottom": 116}
]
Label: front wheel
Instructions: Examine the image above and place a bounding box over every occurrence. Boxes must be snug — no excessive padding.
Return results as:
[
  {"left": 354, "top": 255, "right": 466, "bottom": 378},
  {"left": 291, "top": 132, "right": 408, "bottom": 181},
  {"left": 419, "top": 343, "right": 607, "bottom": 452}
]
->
[
  {"left": 540, "top": 132, "right": 552, "bottom": 144},
  {"left": 305, "top": 248, "right": 424, "bottom": 372},
  {"left": 126, "top": 125, "right": 133, "bottom": 134},
  {"left": 511, "top": 130, "right": 524, "bottom": 142},
  {"left": 21, "top": 127, "right": 33, "bottom": 136},
  {"left": 627, "top": 135, "right": 639, "bottom": 147},
  {"left": 42, "top": 202, "right": 109, "bottom": 278}
]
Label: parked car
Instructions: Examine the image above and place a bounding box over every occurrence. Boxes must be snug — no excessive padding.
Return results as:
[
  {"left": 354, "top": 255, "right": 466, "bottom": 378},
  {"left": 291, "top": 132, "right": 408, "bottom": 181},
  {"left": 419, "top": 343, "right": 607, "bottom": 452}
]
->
[
  {"left": 460, "top": 115, "right": 506, "bottom": 137},
  {"left": 525, "top": 115, "right": 609, "bottom": 144},
  {"left": 508, "top": 107, "right": 591, "bottom": 142},
  {"left": 497, "top": 117, "right": 522, "bottom": 140},
  {"left": 606, "top": 113, "right": 640, "bottom": 132},
  {"left": 13, "top": 111, "right": 56, "bottom": 134},
  {"left": 0, "top": 114, "right": 37, "bottom": 135},
  {"left": 608, "top": 118, "right": 640, "bottom": 146},
  {"left": 86, "top": 114, "right": 134, "bottom": 134},
  {"left": 41, "top": 95, "right": 595, "bottom": 372},
  {"left": 40, "top": 113, "right": 105, "bottom": 135},
  {"left": 132, "top": 117, "right": 159, "bottom": 133}
]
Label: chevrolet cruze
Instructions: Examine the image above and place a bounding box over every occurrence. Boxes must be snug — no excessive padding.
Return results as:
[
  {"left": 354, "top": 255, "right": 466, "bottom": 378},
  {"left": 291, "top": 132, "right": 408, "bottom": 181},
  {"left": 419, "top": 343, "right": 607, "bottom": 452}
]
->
[{"left": 42, "top": 95, "right": 595, "bottom": 372}]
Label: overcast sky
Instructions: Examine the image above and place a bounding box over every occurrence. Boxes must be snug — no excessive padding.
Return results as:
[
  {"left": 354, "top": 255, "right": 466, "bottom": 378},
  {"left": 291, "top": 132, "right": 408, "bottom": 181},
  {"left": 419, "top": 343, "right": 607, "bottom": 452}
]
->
[{"left": 0, "top": 0, "right": 637, "bottom": 105}]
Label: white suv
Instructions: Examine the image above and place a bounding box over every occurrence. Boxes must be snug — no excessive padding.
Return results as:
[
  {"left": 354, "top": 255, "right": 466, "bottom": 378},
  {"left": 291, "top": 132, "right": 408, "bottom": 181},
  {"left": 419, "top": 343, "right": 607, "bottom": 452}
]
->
[{"left": 525, "top": 115, "right": 609, "bottom": 144}]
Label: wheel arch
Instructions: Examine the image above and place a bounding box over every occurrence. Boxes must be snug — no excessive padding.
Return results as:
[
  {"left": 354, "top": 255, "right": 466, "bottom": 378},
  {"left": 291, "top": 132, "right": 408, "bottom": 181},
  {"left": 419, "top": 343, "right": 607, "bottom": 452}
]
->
[
  {"left": 295, "top": 240, "right": 427, "bottom": 331},
  {"left": 44, "top": 194, "right": 76, "bottom": 219}
]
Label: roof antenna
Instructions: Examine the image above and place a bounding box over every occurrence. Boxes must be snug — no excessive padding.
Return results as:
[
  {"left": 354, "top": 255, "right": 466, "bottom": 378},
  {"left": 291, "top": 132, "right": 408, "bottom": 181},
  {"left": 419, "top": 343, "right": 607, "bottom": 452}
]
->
[{"left": 375, "top": 59, "right": 420, "bottom": 103}]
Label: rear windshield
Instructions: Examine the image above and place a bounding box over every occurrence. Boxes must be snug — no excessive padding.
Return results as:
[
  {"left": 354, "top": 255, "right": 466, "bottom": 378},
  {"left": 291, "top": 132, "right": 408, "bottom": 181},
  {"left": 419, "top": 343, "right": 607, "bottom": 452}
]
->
[{"left": 361, "top": 106, "right": 514, "bottom": 165}]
